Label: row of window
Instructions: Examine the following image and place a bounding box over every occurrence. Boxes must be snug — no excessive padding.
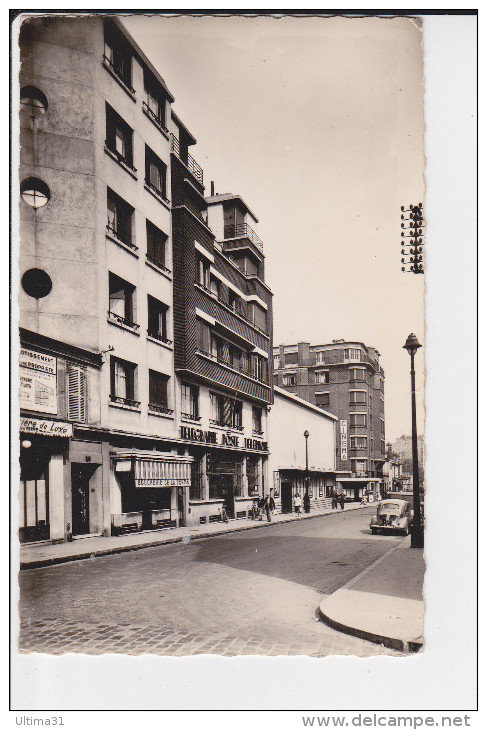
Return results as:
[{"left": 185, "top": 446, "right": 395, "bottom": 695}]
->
[
  {"left": 107, "top": 187, "right": 169, "bottom": 270},
  {"left": 110, "top": 357, "right": 263, "bottom": 431},
  {"left": 105, "top": 103, "right": 168, "bottom": 202},
  {"left": 196, "top": 319, "right": 269, "bottom": 383},
  {"left": 108, "top": 272, "right": 170, "bottom": 341},
  {"left": 196, "top": 255, "right": 267, "bottom": 331},
  {"left": 277, "top": 348, "right": 381, "bottom": 368}
]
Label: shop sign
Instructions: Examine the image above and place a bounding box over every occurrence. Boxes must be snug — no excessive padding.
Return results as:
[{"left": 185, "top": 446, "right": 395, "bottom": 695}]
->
[
  {"left": 134, "top": 459, "right": 191, "bottom": 488},
  {"left": 179, "top": 426, "right": 267, "bottom": 451},
  {"left": 19, "top": 348, "right": 57, "bottom": 415},
  {"left": 20, "top": 417, "right": 73, "bottom": 437},
  {"left": 340, "top": 419, "right": 348, "bottom": 461}
]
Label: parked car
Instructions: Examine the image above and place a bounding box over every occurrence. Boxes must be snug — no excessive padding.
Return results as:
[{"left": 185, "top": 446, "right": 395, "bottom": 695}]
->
[{"left": 369, "top": 499, "right": 414, "bottom": 536}]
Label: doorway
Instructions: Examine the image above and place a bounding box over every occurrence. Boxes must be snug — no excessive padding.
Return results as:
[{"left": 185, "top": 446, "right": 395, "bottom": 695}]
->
[
  {"left": 71, "top": 463, "right": 91, "bottom": 535},
  {"left": 220, "top": 474, "right": 235, "bottom": 518},
  {"left": 281, "top": 481, "right": 293, "bottom": 514},
  {"left": 177, "top": 487, "right": 185, "bottom": 526}
]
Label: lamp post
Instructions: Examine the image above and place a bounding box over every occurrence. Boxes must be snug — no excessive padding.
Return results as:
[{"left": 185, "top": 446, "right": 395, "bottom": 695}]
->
[
  {"left": 304, "top": 430, "right": 310, "bottom": 512},
  {"left": 403, "top": 333, "right": 423, "bottom": 548}
]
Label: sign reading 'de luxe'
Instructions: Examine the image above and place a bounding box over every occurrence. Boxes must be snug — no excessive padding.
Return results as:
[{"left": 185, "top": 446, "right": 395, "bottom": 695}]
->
[
  {"left": 19, "top": 348, "right": 58, "bottom": 415},
  {"left": 20, "top": 417, "right": 73, "bottom": 437}
]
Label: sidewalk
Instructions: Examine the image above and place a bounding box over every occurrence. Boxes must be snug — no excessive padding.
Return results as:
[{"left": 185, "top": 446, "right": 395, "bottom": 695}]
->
[
  {"left": 319, "top": 537, "right": 425, "bottom": 653},
  {"left": 19, "top": 502, "right": 369, "bottom": 569}
]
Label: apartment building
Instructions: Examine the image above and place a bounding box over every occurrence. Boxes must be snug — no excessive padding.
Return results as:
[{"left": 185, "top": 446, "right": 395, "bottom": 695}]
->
[
  {"left": 273, "top": 340, "right": 386, "bottom": 500},
  {"left": 18, "top": 15, "right": 273, "bottom": 541}
]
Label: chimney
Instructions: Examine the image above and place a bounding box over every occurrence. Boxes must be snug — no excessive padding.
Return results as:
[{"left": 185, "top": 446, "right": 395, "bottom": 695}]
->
[{"left": 211, "top": 181, "right": 215, "bottom": 196}]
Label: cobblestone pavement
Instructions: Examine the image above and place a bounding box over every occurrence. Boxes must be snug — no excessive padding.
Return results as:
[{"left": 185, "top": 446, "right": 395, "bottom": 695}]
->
[{"left": 18, "top": 509, "right": 403, "bottom": 658}]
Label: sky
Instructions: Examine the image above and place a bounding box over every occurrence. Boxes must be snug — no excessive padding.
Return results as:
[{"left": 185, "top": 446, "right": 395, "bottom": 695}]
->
[{"left": 122, "top": 14, "right": 425, "bottom": 443}]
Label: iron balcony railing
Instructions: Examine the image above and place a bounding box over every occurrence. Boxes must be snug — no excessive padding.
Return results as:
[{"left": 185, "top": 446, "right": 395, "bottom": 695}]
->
[
  {"left": 142, "top": 101, "right": 169, "bottom": 135},
  {"left": 170, "top": 134, "right": 203, "bottom": 185},
  {"left": 108, "top": 310, "right": 140, "bottom": 332},
  {"left": 146, "top": 253, "right": 171, "bottom": 275},
  {"left": 109, "top": 395, "right": 141, "bottom": 408},
  {"left": 106, "top": 224, "right": 138, "bottom": 251},
  {"left": 148, "top": 404, "right": 174, "bottom": 416},
  {"left": 223, "top": 223, "right": 264, "bottom": 253},
  {"left": 147, "top": 329, "right": 172, "bottom": 346}
]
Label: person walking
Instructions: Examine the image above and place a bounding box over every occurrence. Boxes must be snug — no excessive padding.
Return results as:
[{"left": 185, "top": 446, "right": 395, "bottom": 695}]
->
[
  {"left": 293, "top": 492, "right": 302, "bottom": 515},
  {"left": 269, "top": 493, "right": 276, "bottom": 515},
  {"left": 339, "top": 492, "right": 345, "bottom": 510},
  {"left": 264, "top": 495, "right": 272, "bottom": 522},
  {"left": 258, "top": 496, "right": 265, "bottom": 520},
  {"left": 331, "top": 491, "right": 337, "bottom": 510}
]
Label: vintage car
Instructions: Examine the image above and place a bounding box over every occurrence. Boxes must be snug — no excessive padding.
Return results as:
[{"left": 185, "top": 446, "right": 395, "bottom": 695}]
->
[{"left": 369, "top": 499, "right": 413, "bottom": 536}]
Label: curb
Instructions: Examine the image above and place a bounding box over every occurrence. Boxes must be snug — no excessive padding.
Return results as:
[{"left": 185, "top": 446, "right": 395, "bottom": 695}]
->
[
  {"left": 318, "top": 536, "right": 423, "bottom": 654},
  {"left": 20, "top": 504, "right": 372, "bottom": 570}
]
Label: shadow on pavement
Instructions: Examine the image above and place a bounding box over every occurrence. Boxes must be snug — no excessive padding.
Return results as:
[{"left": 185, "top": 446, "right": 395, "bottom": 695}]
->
[{"left": 193, "top": 535, "right": 396, "bottom": 594}]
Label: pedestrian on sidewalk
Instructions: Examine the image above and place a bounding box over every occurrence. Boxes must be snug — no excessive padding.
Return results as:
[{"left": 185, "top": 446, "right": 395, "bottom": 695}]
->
[
  {"left": 264, "top": 495, "right": 272, "bottom": 522},
  {"left": 339, "top": 492, "right": 345, "bottom": 510},
  {"left": 258, "top": 496, "right": 265, "bottom": 520},
  {"left": 221, "top": 504, "right": 229, "bottom": 523},
  {"left": 303, "top": 492, "right": 311, "bottom": 513},
  {"left": 293, "top": 492, "right": 302, "bottom": 515},
  {"left": 331, "top": 491, "right": 338, "bottom": 509},
  {"left": 269, "top": 493, "right": 276, "bottom": 515}
]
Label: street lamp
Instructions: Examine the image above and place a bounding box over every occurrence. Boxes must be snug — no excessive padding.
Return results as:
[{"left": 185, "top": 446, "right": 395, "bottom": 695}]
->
[
  {"left": 304, "top": 430, "right": 310, "bottom": 512},
  {"left": 403, "top": 333, "right": 423, "bottom": 548}
]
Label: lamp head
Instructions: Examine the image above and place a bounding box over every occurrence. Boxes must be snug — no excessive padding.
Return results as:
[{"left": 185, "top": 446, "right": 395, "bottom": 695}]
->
[
  {"left": 304, "top": 430, "right": 309, "bottom": 439},
  {"left": 403, "top": 333, "right": 422, "bottom": 356}
]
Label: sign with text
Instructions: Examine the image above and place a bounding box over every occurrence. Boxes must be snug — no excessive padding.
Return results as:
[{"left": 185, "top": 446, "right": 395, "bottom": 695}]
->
[
  {"left": 20, "top": 417, "right": 73, "bottom": 437},
  {"left": 340, "top": 419, "right": 348, "bottom": 461},
  {"left": 19, "top": 348, "right": 57, "bottom": 414},
  {"left": 179, "top": 426, "right": 267, "bottom": 451}
]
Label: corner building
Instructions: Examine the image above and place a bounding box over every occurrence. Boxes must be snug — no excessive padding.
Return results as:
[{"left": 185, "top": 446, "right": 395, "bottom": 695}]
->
[
  {"left": 18, "top": 15, "right": 273, "bottom": 542},
  {"left": 274, "top": 341, "right": 386, "bottom": 500}
]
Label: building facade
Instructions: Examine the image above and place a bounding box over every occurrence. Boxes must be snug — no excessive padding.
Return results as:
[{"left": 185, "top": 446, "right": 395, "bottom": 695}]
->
[
  {"left": 273, "top": 340, "right": 386, "bottom": 500},
  {"left": 18, "top": 15, "right": 273, "bottom": 541},
  {"left": 268, "top": 388, "right": 337, "bottom": 513}
]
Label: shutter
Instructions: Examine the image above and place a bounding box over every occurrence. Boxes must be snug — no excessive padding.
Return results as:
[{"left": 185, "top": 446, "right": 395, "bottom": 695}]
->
[{"left": 68, "top": 366, "right": 86, "bottom": 422}]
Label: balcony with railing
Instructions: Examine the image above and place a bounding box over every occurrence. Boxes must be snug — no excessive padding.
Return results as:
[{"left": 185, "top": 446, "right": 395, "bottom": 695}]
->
[
  {"left": 223, "top": 223, "right": 264, "bottom": 255},
  {"left": 170, "top": 134, "right": 203, "bottom": 185},
  {"left": 107, "top": 310, "right": 140, "bottom": 334}
]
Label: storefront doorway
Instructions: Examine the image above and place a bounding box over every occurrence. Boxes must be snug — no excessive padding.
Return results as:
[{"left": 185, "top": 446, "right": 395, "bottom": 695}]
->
[
  {"left": 220, "top": 474, "right": 235, "bottom": 519},
  {"left": 281, "top": 482, "right": 293, "bottom": 514},
  {"left": 71, "top": 463, "right": 94, "bottom": 536},
  {"left": 19, "top": 438, "right": 51, "bottom": 543}
]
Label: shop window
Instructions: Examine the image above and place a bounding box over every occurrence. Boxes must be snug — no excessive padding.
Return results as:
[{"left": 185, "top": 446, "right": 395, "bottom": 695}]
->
[
  {"left": 103, "top": 24, "right": 133, "bottom": 91},
  {"left": 107, "top": 188, "right": 135, "bottom": 247},
  {"left": 145, "top": 145, "right": 167, "bottom": 201},
  {"left": 110, "top": 356, "right": 138, "bottom": 406},
  {"left": 21, "top": 268, "right": 52, "bottom": 298},
  {"left": 20, "top": 86, "right": 48, "bottom": 117},
  {"left": 190, "top": 457, "right": 204, "bottom": 500},
  {"left": 147, "top": 295, "right": 169, "bottom": 343},
  {"left": 247, "top": 456, "right": 260, "bottom": 495},
  {"left": 108, "top": 272, "right": 137, "bottom": 329},
  {"left": 252, "top": 406, "right": 263, "bottom": 434},
  {"left": 67, "top": 366, "right": 86, "bottom": 422},
  {"left": 181, "top": 383, "right": 199, "bottom": 419},
  {"left": 105, "top": 104, "right": 134, "bottom": 170},
  {"left": 21, "top": 177, "right": 50, "bottom": 208},
  {"left": 149, "top": 370, "right": 169, "bottom": 409},
  {"left": 144, "top": 222, "right": 168, "bottom": 272}
]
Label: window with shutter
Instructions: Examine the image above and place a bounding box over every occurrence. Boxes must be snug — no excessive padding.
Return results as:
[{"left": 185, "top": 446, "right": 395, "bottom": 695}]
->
[{"left": 67, "top": 366, "right": 86, "bottom": 422}]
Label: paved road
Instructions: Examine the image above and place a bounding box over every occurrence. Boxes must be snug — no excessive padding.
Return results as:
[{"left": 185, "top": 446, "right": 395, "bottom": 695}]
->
[{"left": 18, "top": 507, "right": 404, "bottom": 657}]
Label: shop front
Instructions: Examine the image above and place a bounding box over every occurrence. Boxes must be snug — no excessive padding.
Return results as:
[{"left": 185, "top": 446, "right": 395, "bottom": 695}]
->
[
  {"left": 177, "top": 425, "right": 268, "bottom": 526},
  {"left": 19, "top": 417, "right": 73, "bottom": 543},
  {"left": 274, "top": 468, "right": 337, "bottom": 514},
  {"left": 336, "top": 477, "right": 382, "bottom": 502},
  {"left": 111, "top": 451, "right": 193, "bottom": 534}
]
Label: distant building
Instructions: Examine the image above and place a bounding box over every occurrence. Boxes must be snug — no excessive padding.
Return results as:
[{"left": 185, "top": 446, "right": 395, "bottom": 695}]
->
[
  {"left": 273, "top": 340, "right": 386, "bottom": 500},
  {"left": 268, "top": 387, "right": 337, "bottom": 513}
]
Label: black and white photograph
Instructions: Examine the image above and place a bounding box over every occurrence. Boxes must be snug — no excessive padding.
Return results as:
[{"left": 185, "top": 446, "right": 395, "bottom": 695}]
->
[{"left": 11, "top": 8, "right": 477, "bottom": 717}]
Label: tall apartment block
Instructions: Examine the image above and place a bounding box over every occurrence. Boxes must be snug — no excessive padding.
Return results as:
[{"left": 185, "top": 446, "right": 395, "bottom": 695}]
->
[
  {"left": 273, "top": 340, "right": 386, "bottom": 500},
  {"left": 18, "top": 15, "right": 272, "bottom": 543}
]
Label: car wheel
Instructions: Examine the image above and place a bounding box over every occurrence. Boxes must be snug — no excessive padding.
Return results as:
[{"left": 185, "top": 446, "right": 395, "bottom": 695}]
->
[{"left": 371, "top": 527, "right": 377, "bottom": 535}]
